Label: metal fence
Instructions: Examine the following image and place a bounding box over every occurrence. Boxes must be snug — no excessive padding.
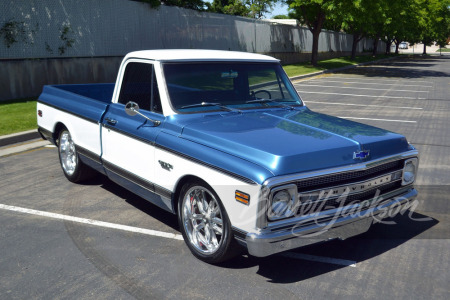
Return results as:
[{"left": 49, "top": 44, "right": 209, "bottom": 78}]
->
[
  {"left": 1, "top": 0, "right": 380, "bottom": 59},
  {"left": 0, "top": 0, "right": 383, "bottom": 101}
]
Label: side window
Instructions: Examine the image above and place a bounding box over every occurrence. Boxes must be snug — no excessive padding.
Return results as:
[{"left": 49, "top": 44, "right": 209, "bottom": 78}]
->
[{"left": 118, "top": 62, "right": 162, "bottom": 114}]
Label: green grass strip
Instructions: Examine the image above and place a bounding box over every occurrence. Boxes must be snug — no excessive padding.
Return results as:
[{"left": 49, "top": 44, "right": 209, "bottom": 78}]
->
[
  {"left": 0, "top": 98, "right": 37, "bottom": 136},
  {"left": 283, "top": 54, "right": 393, "bottom": 77}
]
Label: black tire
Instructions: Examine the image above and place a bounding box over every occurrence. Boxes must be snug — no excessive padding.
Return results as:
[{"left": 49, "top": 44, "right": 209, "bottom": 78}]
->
[
  {"left": 178, "top": 181, "right": 239, "bottom": 264},
  {"left": 58, "top": 129, "right": 95, "bottom": 183}
]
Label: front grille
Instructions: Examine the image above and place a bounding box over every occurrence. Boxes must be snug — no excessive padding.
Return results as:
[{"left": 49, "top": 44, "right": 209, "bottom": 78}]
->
[
  {"left": 296, "top": 159, "right": 404, "bottom": 192},
  {"left": 297, "top": 181, "right": 402, "bottom": 216},
  {"left": 294, "top": 159, "right": 405, "bottom": 216}
]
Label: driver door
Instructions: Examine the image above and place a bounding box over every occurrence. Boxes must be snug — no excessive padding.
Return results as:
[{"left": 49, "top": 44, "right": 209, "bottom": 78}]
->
[{"left": 101, "top": 61, "right": 165, "bottom": 202}]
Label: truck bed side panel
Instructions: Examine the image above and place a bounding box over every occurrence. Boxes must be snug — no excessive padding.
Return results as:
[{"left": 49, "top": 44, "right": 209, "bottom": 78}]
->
[{"left": 37, "top": 84, "right": 112, "bottom": 163}]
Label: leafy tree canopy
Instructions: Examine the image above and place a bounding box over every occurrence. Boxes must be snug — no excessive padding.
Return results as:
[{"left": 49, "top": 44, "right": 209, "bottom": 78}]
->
[{"left": 208, "top": 0, "right": 279, "bottom": 19}]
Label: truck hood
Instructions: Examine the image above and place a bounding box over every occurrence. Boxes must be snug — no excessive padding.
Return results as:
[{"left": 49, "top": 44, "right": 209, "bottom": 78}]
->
[{"left": 177, "top": 108, "right": 409, "bottom": 176}]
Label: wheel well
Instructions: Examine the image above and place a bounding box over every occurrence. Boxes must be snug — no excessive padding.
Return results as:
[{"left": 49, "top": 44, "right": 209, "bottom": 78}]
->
[
  {"left": 53, "top": 122, "right": 67, "bottom": 146},
  {"left": 172, "top": 175, "right": 210, "bottom": 214}
]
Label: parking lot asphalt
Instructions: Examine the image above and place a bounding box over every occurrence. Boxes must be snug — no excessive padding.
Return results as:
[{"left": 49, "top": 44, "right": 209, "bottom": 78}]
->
[{"left": 1, "top": 55, "right": 449, "bottom": 299}]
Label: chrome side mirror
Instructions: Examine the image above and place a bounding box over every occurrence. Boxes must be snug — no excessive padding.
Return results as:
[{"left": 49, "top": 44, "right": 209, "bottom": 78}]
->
[
  {"left": 125, "top": 101, "right": 139, "bottom": 116},
  {"left": 124, "top": 101, "right": 161, "bottom": 126}
]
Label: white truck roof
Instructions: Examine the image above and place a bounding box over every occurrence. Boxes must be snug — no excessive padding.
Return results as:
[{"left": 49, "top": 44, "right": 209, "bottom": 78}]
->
[{"left": 124, "top": 49, "right": 279, "bottom": 62}]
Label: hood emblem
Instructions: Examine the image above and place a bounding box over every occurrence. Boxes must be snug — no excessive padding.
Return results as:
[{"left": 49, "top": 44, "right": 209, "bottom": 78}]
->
[{"left": 353, "top": 150, "right": 370, "bottom": 160}]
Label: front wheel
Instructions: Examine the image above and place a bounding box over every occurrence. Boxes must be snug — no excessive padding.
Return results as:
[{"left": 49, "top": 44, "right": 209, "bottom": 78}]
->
[
  {"left": 58, "top": 129, "right": 94, "bottom": 183},
  {"left": 178, "top": 181, "right": 238, "bottom": 264}
]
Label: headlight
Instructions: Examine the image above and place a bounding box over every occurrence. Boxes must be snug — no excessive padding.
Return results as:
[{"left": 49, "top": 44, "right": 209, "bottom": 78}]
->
[
  {"left": 402, "top": 158, "right": 418, "bottom": 185},
  {"left": 268, "top": 184, "right": 298, "bottom": 221}
]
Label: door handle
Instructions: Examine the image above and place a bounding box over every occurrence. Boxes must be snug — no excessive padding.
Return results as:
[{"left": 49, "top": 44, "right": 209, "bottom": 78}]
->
[{"left": 105, "top": 117, "right": 117, "bottom": 125}]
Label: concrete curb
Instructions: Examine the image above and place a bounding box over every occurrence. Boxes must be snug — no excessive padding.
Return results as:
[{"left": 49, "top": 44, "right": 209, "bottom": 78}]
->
[
  {"left": 0, "top": 56, "right": 403, "bottom": 147},
  {"left": 0, "top": 129, "right": 41, "bottom": 147}
]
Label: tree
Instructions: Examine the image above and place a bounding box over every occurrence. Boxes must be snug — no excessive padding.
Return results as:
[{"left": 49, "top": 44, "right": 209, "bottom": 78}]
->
[
  {"left": 273, "top": 15, "right": 290, "bottom": 19},
  {"left": 247, "top": 0, "right": 277, "bottom": 18},
  {"left": 417, "top": 0, "right": 450, "bottom": 54},
  {"left": 137, "top": 0, "right": 207, "bottom": 11},
  {"left": 209, "top": 0, "right": 278, "bottom": 19},
  {"left": 336, "top": 0, "right": 373, "bottom": 59},
  {"left": 287, "top": 0, "right": 340, "bottom": 66},
  {"left": 364, "top": 0, "right": 390, "bottom": 56}
]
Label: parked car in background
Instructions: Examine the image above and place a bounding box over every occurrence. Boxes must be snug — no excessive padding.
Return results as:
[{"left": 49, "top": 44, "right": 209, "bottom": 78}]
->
[{"left": 399, "top": 42, "right": 409, "bottom": 49}]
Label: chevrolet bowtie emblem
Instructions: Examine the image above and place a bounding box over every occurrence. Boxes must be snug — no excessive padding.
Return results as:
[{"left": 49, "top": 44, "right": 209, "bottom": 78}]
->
[{"left": 353, "top": 150, "right": 370, "bottom": 159}]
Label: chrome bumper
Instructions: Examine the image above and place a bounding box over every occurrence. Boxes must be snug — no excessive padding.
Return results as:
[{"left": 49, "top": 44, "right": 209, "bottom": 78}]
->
[{"left": 246, "top": 188, "right": 418, "bottom": 257}]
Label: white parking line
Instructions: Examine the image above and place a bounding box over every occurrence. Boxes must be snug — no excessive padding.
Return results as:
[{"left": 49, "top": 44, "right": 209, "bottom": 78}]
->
[
  {"left": 298, "top": 91, "right": 426, "bottom": 100},
  {"left": 305, "top": 101, "right": 423, "bottom": 110},
  {"left": 0, "top": 203, "right": 358, "bottom": 267},
  {"left": 280, "top": 252, "right": 357, "bottom": 267},
  {"left": 0, "top": 203, "right": 184, "bottom": 240},
  {"left": 296, "top": 84, "right": 429, "bottom": 93},
  {"left": 327, "top": 76, "right": 433, "bottom": 84},
  {"left": 304, "top": 80, "right": 433, "bottom": 88},
  {"left": 337, "top": 116, "right": 417, "bottom": 123}
]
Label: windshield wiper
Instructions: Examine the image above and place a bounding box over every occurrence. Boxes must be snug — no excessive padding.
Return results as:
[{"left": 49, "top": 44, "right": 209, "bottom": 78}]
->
[
  {"left": 246, "top": 99, "right": 299, "bottom": 110},
  {"left": 181, "top": 102, "right": 241, "bottom": 113}
]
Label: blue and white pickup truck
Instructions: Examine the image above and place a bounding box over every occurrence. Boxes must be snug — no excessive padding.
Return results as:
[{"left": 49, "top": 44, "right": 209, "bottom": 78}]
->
[{"left": 37, "top": 50, "right": 419, "bottom": 263}]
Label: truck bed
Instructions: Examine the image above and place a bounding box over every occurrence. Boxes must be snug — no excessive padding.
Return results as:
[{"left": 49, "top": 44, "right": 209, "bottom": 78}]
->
[
  {"left": 55, "top": 83, "right": 115, "bottom": 103},
  {"left": 38, "top": 83, "right": 114, "bottom": 123}
]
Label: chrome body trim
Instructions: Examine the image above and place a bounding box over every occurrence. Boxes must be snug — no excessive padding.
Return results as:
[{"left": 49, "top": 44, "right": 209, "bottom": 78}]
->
[
  {"left": 246, "top": 187, "right": 418, "bottom": 257},
  {"left": 256, "top": 150, "right": 419, "bottom": 229},
  {"left": 263, "top": 150, "right": 418, "bottom": 189},
  {"left": 297, "top": 171, "right": 399, "bottom": 202}
]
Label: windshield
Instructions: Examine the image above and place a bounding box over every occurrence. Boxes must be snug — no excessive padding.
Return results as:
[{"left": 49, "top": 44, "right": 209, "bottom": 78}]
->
[{"left": 163, "top": 62, "right": 303, "bottom": 113}]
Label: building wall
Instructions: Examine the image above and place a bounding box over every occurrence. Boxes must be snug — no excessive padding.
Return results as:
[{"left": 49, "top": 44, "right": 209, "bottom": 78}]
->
[{"left": 0, "top": 0, "right": 384, "bottom": 100}]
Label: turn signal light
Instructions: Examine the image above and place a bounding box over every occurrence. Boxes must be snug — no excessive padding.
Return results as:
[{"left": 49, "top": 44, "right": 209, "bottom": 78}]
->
[{"left": 235, "top": 191, "right": 250, "bottom": 205}]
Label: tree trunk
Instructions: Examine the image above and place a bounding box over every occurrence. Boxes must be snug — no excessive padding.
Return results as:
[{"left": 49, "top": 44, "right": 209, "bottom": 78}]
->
[
  {"left": 311, "top": 30, "right": 320, "bottom": 66},
  {"left": 391, "top": 38, "right": 399, "bottom": 54},
  {"left": 385, "top": 40, "right": 392, "bottom": 54},
  {"left": 372, "top": 35, "right": 379, "bottom": 56},
  {"left": 423, "top": 43, "right": 427, "bottom": 55},
  {"left": 351, "top": 33, "right": 360, "bottom": 60},
  {"left": 302, "top": 6, "right": 326, "bottom": 66}
]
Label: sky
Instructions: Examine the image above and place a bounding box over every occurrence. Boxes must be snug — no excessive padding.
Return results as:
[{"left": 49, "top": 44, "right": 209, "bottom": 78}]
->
[{"left": 266, "top": 2, "right": 289, "bottom": 18}]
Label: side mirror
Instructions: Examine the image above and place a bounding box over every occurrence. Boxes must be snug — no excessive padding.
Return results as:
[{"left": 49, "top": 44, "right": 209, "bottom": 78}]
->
[
  {"left": 124, "top": 101, "right": 161, "bottom": 126},
  {"left": 125, "top": 101, "right": 139, "bottom": 116}
]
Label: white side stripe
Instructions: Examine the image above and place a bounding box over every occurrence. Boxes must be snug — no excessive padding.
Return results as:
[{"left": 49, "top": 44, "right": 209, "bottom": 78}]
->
[{"left": 0, "top": 203, "right": 184, "bottom": 240}]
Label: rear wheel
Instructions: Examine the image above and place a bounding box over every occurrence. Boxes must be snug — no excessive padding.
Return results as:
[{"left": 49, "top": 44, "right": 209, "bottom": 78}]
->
[
  {"left": 58, "top": 129, "right": 94, "bottom": 183},
  {"left": 178, "top": 181, "right": 238, "bottom": 264}
]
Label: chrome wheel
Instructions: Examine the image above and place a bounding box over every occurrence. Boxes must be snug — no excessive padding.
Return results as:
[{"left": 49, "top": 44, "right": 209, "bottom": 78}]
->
[
  {"left": 59, "top": 131, "right": 77, "bottom": 176},
  {"left": 182, "top": 186, "right": 224, "bottom": 254}
]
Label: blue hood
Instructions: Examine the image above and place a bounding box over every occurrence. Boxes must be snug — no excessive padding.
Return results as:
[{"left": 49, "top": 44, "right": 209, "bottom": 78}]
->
[{"left": 173, "top": 108, "right": 409, "bottom": 176}]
